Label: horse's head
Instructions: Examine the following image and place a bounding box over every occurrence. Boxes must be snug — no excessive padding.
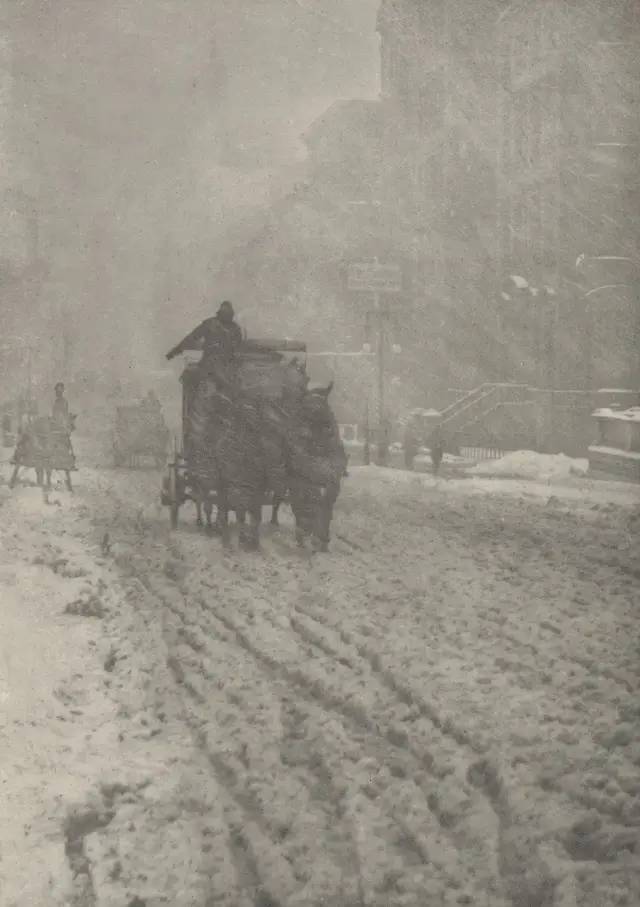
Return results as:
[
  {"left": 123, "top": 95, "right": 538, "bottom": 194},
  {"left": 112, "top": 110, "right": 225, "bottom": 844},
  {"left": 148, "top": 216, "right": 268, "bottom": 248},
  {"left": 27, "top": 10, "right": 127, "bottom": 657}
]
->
[{"left": 301, "top": 383, "right": 334, "bottom": 426}]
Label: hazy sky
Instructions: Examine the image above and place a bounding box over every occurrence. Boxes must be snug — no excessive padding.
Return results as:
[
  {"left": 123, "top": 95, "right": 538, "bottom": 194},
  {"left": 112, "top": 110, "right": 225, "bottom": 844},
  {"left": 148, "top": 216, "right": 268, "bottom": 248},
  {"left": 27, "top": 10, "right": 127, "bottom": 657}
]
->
[
  {"left": 21, "top": 0, "right": 380, "bottom": 214},
  {"left": 9, "top": 0, "right": 379, "bottom": 368},
  {"left": 11, "top": 0, "right": 380, "bottom": 366}
]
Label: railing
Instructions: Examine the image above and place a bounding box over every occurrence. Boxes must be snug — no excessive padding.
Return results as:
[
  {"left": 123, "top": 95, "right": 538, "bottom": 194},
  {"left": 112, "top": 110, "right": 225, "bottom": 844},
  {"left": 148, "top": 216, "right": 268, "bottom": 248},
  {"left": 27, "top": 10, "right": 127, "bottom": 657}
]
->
[
  {"left": 439, "top": 383, "right": 494, "bottom": 421},
  {"left": 459, "top": 446, "right": 506, "bottom": 461},
  {"left": 440, "top": 384, "right": 531, "bottom": 437}
]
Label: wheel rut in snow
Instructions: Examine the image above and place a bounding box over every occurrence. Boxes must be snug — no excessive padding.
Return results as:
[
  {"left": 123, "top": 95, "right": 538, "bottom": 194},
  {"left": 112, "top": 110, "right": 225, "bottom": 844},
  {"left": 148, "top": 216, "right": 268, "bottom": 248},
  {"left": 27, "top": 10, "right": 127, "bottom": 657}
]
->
[
  {"left": 146, "top": 560, "right": 511, "bottom": 906},
  {"left": 81, "top": 469, "right": 640, "bottom": 907}
]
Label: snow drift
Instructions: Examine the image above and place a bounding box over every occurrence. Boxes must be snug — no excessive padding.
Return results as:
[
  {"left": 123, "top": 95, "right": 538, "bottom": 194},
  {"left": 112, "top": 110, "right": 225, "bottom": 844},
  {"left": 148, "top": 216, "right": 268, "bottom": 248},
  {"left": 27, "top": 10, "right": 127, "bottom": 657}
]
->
[{"left": 468, "top": 450, "right": 589, "bottom": 481}]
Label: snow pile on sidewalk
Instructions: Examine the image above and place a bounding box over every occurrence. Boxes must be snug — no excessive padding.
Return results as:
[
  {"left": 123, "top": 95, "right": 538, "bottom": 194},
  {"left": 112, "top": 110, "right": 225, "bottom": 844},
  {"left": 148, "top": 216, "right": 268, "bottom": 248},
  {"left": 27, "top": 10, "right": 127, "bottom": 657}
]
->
[
  {"left": 593, "top": 406, "right": 640, "bottom": 421},
  {"left": 468, "top": 450, "right": 589, "bottom": 481}
]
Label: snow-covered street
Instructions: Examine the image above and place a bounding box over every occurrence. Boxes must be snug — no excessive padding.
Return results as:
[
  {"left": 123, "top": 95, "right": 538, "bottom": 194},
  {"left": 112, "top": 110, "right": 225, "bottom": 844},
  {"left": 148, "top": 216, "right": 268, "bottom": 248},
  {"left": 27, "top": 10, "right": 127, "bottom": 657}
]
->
[{"left": 1, "top": 463, "right": 639, "bottom": 907}]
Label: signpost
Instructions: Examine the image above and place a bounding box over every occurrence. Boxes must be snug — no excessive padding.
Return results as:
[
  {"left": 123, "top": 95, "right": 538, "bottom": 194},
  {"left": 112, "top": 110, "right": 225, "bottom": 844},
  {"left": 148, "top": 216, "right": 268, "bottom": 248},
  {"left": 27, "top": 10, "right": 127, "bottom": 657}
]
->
[
  {"left": 347, "top": 259, "right": 402, "bottom": 465},
  {"left": 306, "top": 349, "right": 375, "bottom": 465},
  {"left": 347, "top": 262, "right": 402, "bottom": 294}
]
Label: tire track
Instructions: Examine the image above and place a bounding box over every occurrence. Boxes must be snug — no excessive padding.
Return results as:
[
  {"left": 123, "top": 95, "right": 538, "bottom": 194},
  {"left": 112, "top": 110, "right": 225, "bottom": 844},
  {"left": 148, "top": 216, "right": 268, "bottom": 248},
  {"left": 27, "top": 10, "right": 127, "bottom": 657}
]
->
[
  {"left": 162, "top": 598, "right": 299, "bottom": 907},
  {"left": 160, "top": 582, "right": 376, "bottom": 905},
  {"left": 149, "top": 562, "right": 509, "bottom": 904},
  {"left": 90, "top": 471, "right": 638, "bottom": 907},
  {"left": 190, "top": 589, "right": 508, "bottom": 902},
  {"left": 190, "top": 546, "right": 568, "bottom": 907}
]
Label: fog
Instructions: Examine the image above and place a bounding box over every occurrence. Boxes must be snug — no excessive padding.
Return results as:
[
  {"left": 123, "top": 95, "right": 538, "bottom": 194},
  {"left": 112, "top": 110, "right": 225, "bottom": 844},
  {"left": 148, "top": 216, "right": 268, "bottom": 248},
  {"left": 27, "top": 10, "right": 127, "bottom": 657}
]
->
[
  {"left": 4, "top": 0, "right": 379, "bottom": 397},
  {"left": 4, "top": 0, "right": 637, "bottom": 425}
]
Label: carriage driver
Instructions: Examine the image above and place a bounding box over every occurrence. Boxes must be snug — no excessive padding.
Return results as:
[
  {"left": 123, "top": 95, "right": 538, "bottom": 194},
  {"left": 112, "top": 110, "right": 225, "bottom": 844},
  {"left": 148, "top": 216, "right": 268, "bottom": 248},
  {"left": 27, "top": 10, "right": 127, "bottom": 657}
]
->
[{"left": 166, "top": 300, "right": 243, "bottom": 389}]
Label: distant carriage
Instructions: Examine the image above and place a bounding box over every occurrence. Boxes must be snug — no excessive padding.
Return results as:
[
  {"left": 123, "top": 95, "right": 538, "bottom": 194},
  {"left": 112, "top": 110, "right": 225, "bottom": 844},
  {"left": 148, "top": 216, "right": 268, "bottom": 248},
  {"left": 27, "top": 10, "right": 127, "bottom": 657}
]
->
[
  {"left": 112, "top": 404, "right": 170, "bottom": 468},
  {"left": 161, "top": 338, "right": 307, "bottom": 533}
]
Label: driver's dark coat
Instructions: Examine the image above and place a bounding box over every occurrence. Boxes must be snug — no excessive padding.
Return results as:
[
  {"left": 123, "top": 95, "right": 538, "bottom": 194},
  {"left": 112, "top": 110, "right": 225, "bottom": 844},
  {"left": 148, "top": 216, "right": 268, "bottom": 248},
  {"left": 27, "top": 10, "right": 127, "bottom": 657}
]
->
[{"left": 168, "top": 315, "right": 242, "bottom": 377}]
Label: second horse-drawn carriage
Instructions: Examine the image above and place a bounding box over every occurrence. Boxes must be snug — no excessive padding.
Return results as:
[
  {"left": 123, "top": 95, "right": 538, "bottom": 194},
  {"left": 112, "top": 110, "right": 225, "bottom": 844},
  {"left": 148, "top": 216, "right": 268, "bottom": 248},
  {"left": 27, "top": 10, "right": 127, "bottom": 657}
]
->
[{"left": 113, "top": 403, "right": 170, "bottom": 468}]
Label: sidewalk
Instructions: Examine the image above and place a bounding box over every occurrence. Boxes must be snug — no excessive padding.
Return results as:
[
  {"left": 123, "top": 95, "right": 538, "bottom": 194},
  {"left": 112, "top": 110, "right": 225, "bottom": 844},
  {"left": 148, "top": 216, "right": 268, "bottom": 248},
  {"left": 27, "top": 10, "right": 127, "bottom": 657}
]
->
[{"left": 0, "top": 487, "right": 119, "bottom": 906}]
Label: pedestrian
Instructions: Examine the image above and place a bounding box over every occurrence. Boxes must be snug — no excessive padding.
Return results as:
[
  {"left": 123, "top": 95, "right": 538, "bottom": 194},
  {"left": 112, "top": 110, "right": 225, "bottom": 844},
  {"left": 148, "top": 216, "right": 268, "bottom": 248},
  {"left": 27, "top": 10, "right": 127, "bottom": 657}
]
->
[
  {"left": 52, "top": 382, "right": 70, "bottom": 429},
  {"left": 430, "top": 435, "right": 444, "bottom": 474}
]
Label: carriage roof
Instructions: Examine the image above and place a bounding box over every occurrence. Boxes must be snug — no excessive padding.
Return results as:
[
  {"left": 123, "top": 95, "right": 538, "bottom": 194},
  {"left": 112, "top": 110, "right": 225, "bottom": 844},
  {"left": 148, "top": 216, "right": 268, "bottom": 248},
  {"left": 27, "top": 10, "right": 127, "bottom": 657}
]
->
[
  {"left": 180, "top": 338, "right": 306, "bottom": 377},
  {"left": 179, "top": 338, "right": 307, "bottom": 402},
  {"left": 241, "top": 339, "right": 306, "bottom": 354}
]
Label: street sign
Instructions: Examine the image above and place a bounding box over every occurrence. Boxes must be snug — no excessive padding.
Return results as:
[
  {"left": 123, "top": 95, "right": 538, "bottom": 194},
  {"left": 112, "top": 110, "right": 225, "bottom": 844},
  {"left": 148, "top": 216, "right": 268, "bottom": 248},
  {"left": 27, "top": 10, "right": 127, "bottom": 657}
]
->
[{"left": 348, "top": 262, "right": 402, "bottom": 293}]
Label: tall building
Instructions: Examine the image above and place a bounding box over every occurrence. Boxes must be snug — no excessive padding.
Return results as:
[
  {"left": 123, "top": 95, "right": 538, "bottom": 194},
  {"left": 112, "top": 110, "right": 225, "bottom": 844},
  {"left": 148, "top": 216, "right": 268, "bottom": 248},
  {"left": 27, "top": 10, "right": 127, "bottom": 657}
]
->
[
  {"left": 376, "top": 0, "right": 516, "bottom": 384},
  {"left": 0, "top": 6, "right": 49, "bottom": 390},
  {"left": 377, "top": 0, "right": 640, "bottom": 389},
  {"left": 215, "top": 0, "right": 638, "bottom": 408}
]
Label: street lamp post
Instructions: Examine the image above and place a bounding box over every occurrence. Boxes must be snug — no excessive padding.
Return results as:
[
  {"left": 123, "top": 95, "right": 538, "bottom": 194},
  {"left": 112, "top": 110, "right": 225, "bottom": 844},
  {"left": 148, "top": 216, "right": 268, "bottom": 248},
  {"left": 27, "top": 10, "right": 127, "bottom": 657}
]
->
[
  {"left": 374, "top": 296, "right": 388, "bottom": 465},
  {"left": 347, "top": 257, "right": 402, "bottom": 467}
]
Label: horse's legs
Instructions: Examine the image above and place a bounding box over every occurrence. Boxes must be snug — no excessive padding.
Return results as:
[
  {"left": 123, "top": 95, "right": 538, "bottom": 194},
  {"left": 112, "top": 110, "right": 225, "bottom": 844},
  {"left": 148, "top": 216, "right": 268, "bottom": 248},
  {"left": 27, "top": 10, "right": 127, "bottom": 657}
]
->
[
  {"left": 213, "top": 501, "right": 225, "bottom": 535},
  {"left": 204, "top": 499, "right": 214, "bottom": 531},
  {"left": 9, "top": 465, "right": 20, "bottom": 489},
  {"left": 270, "top": 496, "right": 281, "bottom": 526},
  {"left": 313, "top": 489, "right": 335, "bottom": 553},
  {"left": 250, "top": 502, "right": 262, "bottom": 549},
  {"left": 217, "top": 487, "right": 231, "bottom": 547},
  {"left": 236, "top": 507, "right": 249, "bottom": 547}
]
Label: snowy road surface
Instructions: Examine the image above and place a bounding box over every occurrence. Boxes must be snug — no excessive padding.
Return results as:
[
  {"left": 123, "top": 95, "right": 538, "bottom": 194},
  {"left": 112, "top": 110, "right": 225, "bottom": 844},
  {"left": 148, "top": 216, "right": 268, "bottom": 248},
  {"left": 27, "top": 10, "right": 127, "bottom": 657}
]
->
[{"left": 1, "top": 462, "right": 639, "bottom": 907}]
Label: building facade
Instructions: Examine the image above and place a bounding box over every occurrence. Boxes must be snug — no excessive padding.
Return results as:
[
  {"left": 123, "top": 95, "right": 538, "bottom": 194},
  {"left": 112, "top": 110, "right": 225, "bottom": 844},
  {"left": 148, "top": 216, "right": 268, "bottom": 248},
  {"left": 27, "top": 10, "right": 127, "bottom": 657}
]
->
[
  {"left": 214, "top": 0, "right": 639, "bottom": 424},
  {"left": 0, "top": 11, "right": 49, "bottom": 394},
  {"left": 377, "top": 0, "right": 640, "bottom": 390}
]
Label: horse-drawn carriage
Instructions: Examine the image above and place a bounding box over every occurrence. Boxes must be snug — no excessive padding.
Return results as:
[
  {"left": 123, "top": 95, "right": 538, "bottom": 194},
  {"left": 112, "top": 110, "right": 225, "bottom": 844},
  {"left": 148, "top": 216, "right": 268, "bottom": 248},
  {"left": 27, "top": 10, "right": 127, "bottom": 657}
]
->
[
  {"left": 161, "top": 338, "right": 306, "bottom": 531},
  {"left": 160, "top": 337, "right": 346, "bottom": 550},
  {"left": 112, "top": 404, "right": 170, "bottom": 468},
  {"left": 9, "top": 414, "right": 77, "bottom": 490}
]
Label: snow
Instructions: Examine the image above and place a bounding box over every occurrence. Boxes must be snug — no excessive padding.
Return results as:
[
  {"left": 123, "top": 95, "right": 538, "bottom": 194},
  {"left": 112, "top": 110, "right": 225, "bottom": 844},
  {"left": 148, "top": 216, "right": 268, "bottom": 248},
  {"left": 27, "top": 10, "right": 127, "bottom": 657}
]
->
[
  {"left": 352, "top": 462, "right": 640, "bottom": 509},
  {"left": 509, "top": 274, "right": 529, "bottom": 289},
  {"left": 593, "top": 406, "right": 640, "bottom": 422},
  {"left": 467, "top": 449, "right": 589, "bottom": 481},
  {"left": 589, "top": 445, "right": 640, "bottom": 462},
  {"left": 1, "top": 463, "right": 639, "bottom": 906}
]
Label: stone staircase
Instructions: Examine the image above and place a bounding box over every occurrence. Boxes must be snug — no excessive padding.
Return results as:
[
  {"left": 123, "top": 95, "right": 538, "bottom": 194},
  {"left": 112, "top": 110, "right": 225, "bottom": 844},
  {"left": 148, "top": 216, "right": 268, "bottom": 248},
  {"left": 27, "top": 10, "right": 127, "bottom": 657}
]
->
[{"left": 438, "top": 383, "right": 533, "bottom": 451}]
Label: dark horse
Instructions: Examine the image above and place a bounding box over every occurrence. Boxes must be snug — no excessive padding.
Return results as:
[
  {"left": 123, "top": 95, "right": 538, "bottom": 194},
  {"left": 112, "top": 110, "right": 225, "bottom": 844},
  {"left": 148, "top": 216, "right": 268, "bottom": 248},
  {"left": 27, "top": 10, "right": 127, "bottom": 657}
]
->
[
  {"left": 285, "top": 382, "right": 347, "bottom": 552},
  {"left": 268, "top": 357, "right": 311, "bottom": 526}
]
